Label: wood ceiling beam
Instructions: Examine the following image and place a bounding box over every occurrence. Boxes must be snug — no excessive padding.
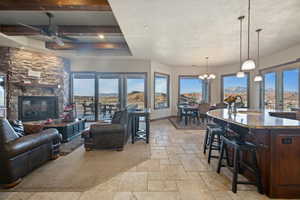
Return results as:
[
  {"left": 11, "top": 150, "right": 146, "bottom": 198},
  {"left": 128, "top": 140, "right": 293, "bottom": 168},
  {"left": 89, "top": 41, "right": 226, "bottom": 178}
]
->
[
  {"left": 0, "top": 25, "right": 122, "bottom": 36},
  {"left": 45, "top": 42, "right": 129, "bottom": 50},
  {"left": 0, "top": 0, "right": 111, "bottom": 11}
]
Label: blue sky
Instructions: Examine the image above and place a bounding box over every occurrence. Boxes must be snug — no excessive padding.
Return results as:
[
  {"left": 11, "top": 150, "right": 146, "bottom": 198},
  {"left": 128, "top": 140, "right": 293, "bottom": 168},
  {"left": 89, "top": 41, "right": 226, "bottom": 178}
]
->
[
  {"left": 180, "top": 78, "right": 203, "bottom": 94},
  {"left": 73, "top": 78, "right": 145, "bottom": 96},
  {"left": 223, "top": 75, "right": 247, "bottom": 88},
  {"left": 265, "top": 70, "right": 299, "bottom": 92},
  {"left": 155, "top": 76, "right": 168, "bottom": 93},
  {"left": 283, "top": 69, "right": 298, "bottom": 92}
]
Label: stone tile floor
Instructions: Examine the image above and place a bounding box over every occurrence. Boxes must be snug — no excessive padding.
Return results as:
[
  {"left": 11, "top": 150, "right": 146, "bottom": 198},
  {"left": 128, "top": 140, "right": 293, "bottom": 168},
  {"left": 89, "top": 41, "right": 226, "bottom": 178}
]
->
[{"left": 0, "top": 120, "right": 292, "bottom": 200}]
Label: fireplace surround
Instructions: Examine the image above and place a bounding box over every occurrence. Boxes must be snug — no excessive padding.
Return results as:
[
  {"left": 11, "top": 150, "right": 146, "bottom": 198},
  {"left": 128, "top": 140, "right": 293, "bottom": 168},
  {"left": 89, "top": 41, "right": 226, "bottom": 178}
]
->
[{"left": 18, "top": 96, "right": 59, "bottom": 122}]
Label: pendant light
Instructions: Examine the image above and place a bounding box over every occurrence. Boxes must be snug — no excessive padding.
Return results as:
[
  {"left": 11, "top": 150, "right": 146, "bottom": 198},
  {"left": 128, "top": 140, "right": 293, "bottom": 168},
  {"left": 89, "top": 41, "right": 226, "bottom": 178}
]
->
[
  {"left": 254, "top": 29, "right": 263, "bottom": 82},
  {"left": 241, "top": 0, "right": 256, "bottom": 70},
  {"left": 236, "top": 16, "right": 245, "bottom": 78},
  {"left": 199, "top": 57, "right": 216, "bottom": 80}
]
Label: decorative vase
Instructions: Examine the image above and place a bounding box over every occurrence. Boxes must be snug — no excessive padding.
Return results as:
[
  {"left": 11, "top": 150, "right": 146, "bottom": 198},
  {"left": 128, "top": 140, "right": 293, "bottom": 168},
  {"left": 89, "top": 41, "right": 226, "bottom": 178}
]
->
[{"left": 227, "top": 103, "right": 233, "bottom": 113}]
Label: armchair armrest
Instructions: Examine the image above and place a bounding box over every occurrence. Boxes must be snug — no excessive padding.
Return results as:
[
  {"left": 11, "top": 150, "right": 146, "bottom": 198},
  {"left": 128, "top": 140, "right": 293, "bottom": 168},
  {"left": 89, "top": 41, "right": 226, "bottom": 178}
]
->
[
  {"left": 2, "top": 129, "right": 60, "bottom": 159},
  {"left": 90, "top": 123, "right": 126, "bottom": 136}
]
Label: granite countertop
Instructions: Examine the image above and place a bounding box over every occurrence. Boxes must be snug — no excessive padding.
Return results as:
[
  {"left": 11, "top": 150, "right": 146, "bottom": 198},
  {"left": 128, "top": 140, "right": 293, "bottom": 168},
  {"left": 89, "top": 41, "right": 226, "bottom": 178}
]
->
[{"left": 207, "top": 108, "right": 300, "bottom": 129}]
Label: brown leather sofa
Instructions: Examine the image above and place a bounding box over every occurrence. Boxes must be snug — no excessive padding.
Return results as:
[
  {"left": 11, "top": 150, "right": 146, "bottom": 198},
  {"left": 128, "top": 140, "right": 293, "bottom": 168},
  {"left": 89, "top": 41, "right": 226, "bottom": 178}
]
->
[
  {"left": 82, "top": 105, "right": 137, "bottom": 151},
  {"left": 0, "top": 119, "right": 61, "bottom": 188}
]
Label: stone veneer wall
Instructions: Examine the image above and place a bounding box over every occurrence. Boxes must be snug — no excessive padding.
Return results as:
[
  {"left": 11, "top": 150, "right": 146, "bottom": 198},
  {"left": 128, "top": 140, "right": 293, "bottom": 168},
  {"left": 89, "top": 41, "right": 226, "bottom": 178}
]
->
[{"left": 0, "top": 47, "right": 70, "bottom": 120}]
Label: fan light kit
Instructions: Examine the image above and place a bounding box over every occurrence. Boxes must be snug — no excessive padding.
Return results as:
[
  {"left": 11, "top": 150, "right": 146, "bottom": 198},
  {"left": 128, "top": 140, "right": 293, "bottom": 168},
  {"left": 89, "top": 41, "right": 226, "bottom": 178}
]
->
[{"left": 98, "top": 34, "right": 105, "bottom": 39}]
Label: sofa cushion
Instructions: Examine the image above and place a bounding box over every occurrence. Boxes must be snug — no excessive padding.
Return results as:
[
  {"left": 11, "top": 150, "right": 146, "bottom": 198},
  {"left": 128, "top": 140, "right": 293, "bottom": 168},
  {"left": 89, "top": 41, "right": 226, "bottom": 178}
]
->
[
  {"left": 9, "top": 120, "right": 25, "bottom": 137},
  {"left": 0, "top": 119, "right": 20, "bottom": 144}
]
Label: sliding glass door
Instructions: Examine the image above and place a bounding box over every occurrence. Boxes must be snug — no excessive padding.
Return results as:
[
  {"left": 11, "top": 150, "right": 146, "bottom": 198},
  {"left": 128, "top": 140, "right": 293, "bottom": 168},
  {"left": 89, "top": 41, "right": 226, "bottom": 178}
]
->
[
  {"left": 72, "top": 73, "right": 96, "bottom": 121},
  {"left": 125, "top": 74, "right": 146, "bottom": 109},
  {"left": 98, "top": 74, "right": 121, "bottom": 120},
  {"left": 72, "top": 72, "right": 147, "bottom": 121}
]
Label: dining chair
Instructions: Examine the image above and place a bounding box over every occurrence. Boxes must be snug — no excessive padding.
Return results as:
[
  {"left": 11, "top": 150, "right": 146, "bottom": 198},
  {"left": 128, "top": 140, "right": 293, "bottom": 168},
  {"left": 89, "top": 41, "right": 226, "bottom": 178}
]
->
[{"left": 198, "top": 103, "right": 211, "bottom": 124}]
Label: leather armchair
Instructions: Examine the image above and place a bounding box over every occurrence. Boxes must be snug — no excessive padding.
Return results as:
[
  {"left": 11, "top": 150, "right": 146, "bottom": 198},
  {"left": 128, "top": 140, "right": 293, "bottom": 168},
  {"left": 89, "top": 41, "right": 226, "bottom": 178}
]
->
[
  {"left": 0, "top": 119, "right": 61, "bottom": 188},
  {"left": 82, "top": 110, "right": 128, "bottom": 151},
  {"left": 82, "top": 105, "right": 138, "bottom": 151}
]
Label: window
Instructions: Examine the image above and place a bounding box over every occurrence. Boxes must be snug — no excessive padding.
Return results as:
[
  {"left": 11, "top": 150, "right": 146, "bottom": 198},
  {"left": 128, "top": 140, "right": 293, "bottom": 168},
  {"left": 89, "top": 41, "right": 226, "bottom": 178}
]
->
[
  {"left": 261, "top": 66, "right": 300, "bottom": 111},
  {"left": 154, "top": 73, "right": 170, "bottom": 109},
  {"left": 263, "top": 72, "right": 276, "bottom": 109},
  {"left": 222, "top": 73, "right": 249, "bottom": 107},
  {"left": 179, "top": 76, "right": 205, "bottom": 104},
  {"left": 283, "top": 68, "right": 299, "bottom": 110}
]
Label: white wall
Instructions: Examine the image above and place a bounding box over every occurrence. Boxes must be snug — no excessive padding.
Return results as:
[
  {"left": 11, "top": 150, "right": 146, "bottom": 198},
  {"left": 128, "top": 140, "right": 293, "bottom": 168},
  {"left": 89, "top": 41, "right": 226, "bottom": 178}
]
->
[{"left": 210, "top": 44, "right": 300, "bottom": 108}]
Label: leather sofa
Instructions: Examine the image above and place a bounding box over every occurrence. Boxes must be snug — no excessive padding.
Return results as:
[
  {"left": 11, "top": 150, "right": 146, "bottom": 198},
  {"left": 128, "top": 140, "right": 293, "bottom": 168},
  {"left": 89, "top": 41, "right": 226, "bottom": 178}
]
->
[
  {"left": 0, "top": 119, "right": 61, "bottom": 188},
  {"left": 82, "top": 105, "right": 137, "bottom": 151}
]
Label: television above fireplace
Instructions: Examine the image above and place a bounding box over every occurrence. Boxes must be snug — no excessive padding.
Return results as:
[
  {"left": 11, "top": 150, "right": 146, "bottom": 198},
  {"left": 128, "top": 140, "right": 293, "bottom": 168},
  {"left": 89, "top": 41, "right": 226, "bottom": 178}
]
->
[{"left": 18, "top": 96, "right": 58, "bottom": 121}]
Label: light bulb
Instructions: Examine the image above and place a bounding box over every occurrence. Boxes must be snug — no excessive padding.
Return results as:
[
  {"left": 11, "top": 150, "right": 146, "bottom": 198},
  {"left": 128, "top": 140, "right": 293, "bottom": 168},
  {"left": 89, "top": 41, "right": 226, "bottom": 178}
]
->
[
  {"left": 254, "top": 75, "right": 263, "bottom": 82},
  {"left": 236, "top": 71, "right": 245, "bottom": 78},
  {"left": 241, "top": 59, "right": 256, "bottom": 70}
]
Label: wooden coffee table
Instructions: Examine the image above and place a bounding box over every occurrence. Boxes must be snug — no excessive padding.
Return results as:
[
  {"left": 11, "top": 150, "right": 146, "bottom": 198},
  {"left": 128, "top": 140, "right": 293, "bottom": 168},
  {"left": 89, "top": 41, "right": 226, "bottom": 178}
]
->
[{"left": 24, "top": 119, "right": 86, "bottom": 143}]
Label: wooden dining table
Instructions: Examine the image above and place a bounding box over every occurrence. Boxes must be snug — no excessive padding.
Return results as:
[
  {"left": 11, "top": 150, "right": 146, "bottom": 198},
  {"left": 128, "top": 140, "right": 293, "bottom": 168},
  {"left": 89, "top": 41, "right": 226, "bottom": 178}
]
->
[{"left": 178, "top": 105, "right": 199, "bottom": 125}]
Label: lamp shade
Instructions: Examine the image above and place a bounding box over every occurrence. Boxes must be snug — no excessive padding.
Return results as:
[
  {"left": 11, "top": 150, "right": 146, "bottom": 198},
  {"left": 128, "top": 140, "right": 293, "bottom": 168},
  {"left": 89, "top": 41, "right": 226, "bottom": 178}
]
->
[
  {"left": 241, "top": 59, "right": 256, "bottom": 70},
  {"left": 198, "top": 75, "right": 204, "bottom": 79},
  {"left": 209, "top": 74, "right": 216, "bottom": 79},
  {"left": 254, "top": 75, "right": 263, "bottom": 82},
  {"left": 236, "top": 71, "right": 245, "bottom": 78}
]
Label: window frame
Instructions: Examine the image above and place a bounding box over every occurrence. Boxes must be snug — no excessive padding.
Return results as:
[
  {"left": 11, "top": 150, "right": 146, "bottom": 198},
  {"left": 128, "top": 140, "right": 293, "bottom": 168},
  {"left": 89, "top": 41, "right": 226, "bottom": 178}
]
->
[
  {"left": 178, "top": 75, "right": 207, "bottom": 105},
  {"left": 154, "top": 72, "right": 170, "bottom": 110},
  {"left": 220, "top": 72, "right": 250, "bottom": 108}
]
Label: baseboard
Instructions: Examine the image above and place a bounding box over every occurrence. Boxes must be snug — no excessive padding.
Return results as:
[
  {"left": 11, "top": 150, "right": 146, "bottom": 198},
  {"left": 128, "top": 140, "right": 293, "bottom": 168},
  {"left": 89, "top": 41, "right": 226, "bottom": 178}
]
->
[{"left": 150, "top": 115, "right": 177, "bottom": 122}]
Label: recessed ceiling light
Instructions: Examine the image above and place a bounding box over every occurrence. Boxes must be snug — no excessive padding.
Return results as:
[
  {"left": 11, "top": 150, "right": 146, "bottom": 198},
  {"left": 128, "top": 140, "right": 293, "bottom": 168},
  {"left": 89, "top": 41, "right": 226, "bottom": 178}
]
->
[{"left": 98, "top": 34, "right": 105, "bottom": 39}]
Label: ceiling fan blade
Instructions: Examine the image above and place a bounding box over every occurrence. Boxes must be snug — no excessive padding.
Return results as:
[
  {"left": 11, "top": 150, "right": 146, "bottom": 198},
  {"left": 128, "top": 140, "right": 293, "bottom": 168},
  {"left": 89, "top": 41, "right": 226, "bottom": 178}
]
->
[
  {"left": 18, "top": 23, "right": 42, "bottom": 32},
  {"left": 59, "top": 35, "right": 78, "bottom": 42}
]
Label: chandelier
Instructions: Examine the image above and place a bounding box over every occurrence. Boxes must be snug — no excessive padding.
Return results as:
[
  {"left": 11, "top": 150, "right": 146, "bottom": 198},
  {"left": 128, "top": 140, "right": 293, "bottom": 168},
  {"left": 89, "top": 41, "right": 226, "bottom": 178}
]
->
[{"left": 199, "top": 57, "right": 216, "bottom": 80}]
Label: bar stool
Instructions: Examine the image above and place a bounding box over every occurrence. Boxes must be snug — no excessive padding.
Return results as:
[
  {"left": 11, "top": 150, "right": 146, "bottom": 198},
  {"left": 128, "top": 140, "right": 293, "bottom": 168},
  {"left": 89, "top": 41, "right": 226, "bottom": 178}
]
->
[
  {"left": 217, "top": 135, "right": 263, "bottom": 194},
  {"left": 203, "top": 123, "right": 224, "bottom": 164}
]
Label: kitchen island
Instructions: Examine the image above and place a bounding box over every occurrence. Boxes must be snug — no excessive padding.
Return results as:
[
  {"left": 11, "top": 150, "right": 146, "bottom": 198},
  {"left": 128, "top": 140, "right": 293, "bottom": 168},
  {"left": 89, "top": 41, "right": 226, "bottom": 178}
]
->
[{"left": 207, "top": 109, "right": 300, "bottom": 199}]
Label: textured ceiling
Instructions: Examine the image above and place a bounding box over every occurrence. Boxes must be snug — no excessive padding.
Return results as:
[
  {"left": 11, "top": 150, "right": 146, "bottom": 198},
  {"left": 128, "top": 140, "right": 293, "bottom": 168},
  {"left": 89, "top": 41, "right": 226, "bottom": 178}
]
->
[{"left": 108, "top": 0, "right": 300, "bottom": 67}]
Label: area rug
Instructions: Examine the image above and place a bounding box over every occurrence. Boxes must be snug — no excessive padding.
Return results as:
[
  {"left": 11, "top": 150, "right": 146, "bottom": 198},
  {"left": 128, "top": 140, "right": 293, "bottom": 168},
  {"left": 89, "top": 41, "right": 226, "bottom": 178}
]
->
[
  {"left": 169, "top": 117, "right": 206, "bottom": 130},
  {"left": 6, "top": 143, "right": 150, "bottom": 192},
  {"left": 59, "top": 136, "right": 84, "bottom": 156}
]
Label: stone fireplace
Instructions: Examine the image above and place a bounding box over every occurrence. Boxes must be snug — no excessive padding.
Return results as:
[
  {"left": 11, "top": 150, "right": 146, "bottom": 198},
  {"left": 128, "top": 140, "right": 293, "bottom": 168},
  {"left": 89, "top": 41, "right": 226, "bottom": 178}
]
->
[
  {"left": 0, "top": 47, "right": 70, "bottom": 120},
  {"left": 18, "top": 96, "right": 59, "bottom": 121}
]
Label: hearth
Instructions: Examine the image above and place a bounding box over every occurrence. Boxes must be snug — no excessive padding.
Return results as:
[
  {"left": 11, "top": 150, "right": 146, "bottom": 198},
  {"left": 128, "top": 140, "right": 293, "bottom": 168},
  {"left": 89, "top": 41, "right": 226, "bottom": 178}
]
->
[{"left": 18, "top": 96, "right": 58, "bottom": 121}]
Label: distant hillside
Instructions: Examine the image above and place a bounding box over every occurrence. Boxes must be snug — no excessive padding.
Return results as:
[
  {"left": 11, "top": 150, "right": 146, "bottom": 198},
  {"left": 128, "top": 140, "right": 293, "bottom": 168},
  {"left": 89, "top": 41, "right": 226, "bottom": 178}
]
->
[{"left": 224, "top": 86, "right": 247, "bottom": 93}]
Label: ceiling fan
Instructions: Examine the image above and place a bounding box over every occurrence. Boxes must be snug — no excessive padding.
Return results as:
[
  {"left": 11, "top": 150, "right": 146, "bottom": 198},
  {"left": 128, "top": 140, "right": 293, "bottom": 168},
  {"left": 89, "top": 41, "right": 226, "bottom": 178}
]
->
[{"left": 18, "top": 12, "right": 78, "bottom": 46}]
